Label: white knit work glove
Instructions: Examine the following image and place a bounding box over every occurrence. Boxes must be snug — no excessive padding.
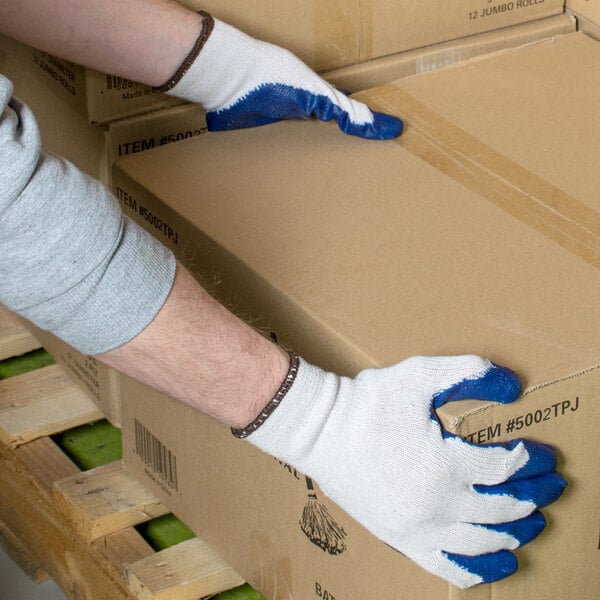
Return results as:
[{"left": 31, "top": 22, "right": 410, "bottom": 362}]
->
[
  {"left": 161, "top": 12, "right": 403, "bottom": 140},
  {"left": 237, "top": 354, "right": 567, "bottom": 589}
]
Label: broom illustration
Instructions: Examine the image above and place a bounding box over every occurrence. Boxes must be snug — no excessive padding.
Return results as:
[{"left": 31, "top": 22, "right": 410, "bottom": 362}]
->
[{"left": 299, "top": 476, "right": 347, "bottom": 555}]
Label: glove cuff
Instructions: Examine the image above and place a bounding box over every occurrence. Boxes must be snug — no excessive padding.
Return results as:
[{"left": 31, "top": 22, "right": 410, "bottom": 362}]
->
[
  {"left": 154, "top": 11, "right": 215, "bottom": 93},
  {"left": 231, "top": 349, "right": 300, "bottom": 439}
]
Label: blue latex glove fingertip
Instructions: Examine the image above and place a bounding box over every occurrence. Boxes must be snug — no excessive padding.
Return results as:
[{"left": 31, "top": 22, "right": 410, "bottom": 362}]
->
[
  {"left": 342, "top": 111, "right": 403, "bottom": 140},
  {"left": 444, "top": 550, "right": 518, "bottom": 585},
  {"left": 477, "top": 510, "right": 547, "bottom": 548},
  {"left": 474, "top": 471, "right": 567, "bottom": 509},
  {"left": 434, "top": 363, "right": 522, "bottom": 409}
]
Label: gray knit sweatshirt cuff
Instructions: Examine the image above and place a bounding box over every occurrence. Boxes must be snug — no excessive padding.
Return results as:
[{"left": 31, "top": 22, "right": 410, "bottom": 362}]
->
[{"left": 0, "top": 74, "right": 176, "bottom": 354}]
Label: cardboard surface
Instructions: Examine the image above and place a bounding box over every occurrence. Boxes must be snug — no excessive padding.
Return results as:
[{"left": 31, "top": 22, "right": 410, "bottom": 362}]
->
[
  {"left": 0, "top": 36, "right": 185, "bottom": 125},
  {"left": 324, "top": 13, "right": 576, "bottom": 92},
  {"left": 1, "top": 2, "right": 564, "bottom": 123},
  {"left": 0, "top": 35, "right": 108, "bottom": 182},
  {"left": 577, "top": 13, "right": 600, "bottom": 41},
  {"left": 104, "top": 103, "right": 207, "bottom": 188},
  {"left": 117, "top": 32, "right": 599, "bottom": 600},
  {"left": 24, "top": 324, "right": 122, "bottom": 427},
  {"left": 181, "top": 0, "right": 563, "bottom": 73},
  {"left": 568, "top": 0, "right": 600, "bottom": 24}
]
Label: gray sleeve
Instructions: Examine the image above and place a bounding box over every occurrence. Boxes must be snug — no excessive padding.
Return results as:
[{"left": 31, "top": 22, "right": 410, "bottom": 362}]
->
[{"left": 0, "top": 74, "right": 176, "bottom": 355}]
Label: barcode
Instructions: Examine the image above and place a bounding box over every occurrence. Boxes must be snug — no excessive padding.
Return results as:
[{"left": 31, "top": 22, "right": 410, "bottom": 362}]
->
[
  {"left": 134, "top": 419, "right": 178, "bottom": 491},
  {"left": 105, "top": 74, "right": 135, "bottom": 91}
]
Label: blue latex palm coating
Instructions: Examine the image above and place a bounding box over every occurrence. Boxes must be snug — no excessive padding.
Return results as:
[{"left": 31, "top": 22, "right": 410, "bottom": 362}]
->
[
  {"left": 432, "top": 363, "right": 520, "bottom": 437},
  {"left": 431, "top": 364, "right": 567, "bottom": 507},
  {"left": 473, "top": 471, "right": 567, "bottom": 509},
  {"left": 206, "top": 83, "right": 404, "bottom": 140},
  {"left": 444, "top": 550, "right": 517, "bottom": 584},
  {"left": 432, "top": 363, "right": 522, "bottom": 410},
  {"left": 476, "top": 510, "right": 546, "bottom": 548}
]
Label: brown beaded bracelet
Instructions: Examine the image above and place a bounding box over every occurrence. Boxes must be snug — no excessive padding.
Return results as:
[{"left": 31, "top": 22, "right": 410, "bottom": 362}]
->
[
  {"left": 231, "top": 350, "right": 300, "bottom": 439},
  {"left": 154, "top": 11, "right": 215, "bottom": 93}
]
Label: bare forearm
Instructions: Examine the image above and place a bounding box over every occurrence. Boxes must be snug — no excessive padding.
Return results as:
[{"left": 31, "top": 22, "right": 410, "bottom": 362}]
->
[
  {"left": 0, "top": 0, "right": 202, "bottom": 86},
  {"left": 97, "top": 263, "right": 290, "bottom": 429}
]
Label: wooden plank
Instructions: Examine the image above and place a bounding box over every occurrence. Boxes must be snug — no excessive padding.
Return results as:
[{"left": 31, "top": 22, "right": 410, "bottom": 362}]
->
[
  {"left": 126, "top": 537, "right": 245, "bottom": 600},
  {"left": 0, "top": 364, "right": 245, "bottom": 600},
  {"left": 92, "top": 529, "right": 155, "bottom": 572},
  {"left": 0, "top": 520, "right": 50, "bottom": 583},
  {"left": 0, "top": 364, "right": 103, "bottom": 447},
  {"left": 0, "top": 305, "right": 41, "bottom": 361},
  {"left": 53, "top": 461, "right": 170, "bottom": 541},
  {"left": 0, "top": 436, "right": 146, "bottom": 600}
]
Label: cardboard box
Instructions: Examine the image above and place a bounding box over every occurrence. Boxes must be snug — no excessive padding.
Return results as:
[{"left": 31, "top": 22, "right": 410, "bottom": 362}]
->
[
  {"left": 567, "top": 0, "right": 600, "bottom": 25},
  {"left": 1, "top": 45, "right": 204, "bottom": 423},
  {"left": 0, "top": 1, "right": 563, "bottom": 123},
  {"left": 116, "top": 32, "right": 599, "bottom": 599},
  {"left": 0, "top": 34, "right": 185, "bottom": 125},
  {"left": 103, "top": 103, "right": 207, "bottom": 188},
  {"left": 576, "top": 13, "right": 600, "bottom": 41},
  {"left": 17, "top": 43, "right": 185, "bottom": 125},
  {"left": 324, "top": 13, "right": 575, "bottom": 92},
  {"left": 0, "top": 34, "right": 108, "bottom": 182},
  {"left": 0, "top": 305, "right": 41, "bottom": 361},
  {"left": 103, "top": 15, "right": 574, "bottom": 187},
  {"left": 23, "top": 323, "right": 122, "bottom": 427},
  {"left": 181, "top": 0, "right": 564, "bottom": 73}
]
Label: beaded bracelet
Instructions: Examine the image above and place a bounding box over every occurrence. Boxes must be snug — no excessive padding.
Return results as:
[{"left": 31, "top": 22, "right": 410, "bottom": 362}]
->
[
  {"left": 231, "top": 350, "right": 300, "bottom": 439},
  {"left": 154, "top": 11, "right": 215, "bottom": 93}
]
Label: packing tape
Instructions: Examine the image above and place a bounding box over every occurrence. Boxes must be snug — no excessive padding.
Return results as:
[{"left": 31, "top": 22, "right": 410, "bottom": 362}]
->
[{"left": 356, "top": 84, "right": 600, "bottom": 270}]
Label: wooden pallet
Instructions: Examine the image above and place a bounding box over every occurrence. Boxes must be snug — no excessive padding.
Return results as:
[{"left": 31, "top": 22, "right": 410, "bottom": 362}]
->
[
  {"left": 0, "top": 304, "right": 41, "bottom": 361},
  {"left": 0, "top": 309, "right": 245, "bottom": 600}
]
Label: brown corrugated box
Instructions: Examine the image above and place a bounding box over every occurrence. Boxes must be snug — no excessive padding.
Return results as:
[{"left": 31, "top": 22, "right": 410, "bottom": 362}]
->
[
  {"left": 3, "top": 16, "right": 572, "bottom": 427},
  {"left": 2, "top": 0, "right": 563, "bottom": 124},
  {"left": 1, "top": 43, "right": 206, "bottom": 427},
  {"left": 575, "top": 13, "right": 600, "bottom": 41},
  {"left": 0, "top": 305, "right": 41, "bottom": 362},
  {"left": 323, "top": 13, "right": 575, "bottom": 92},
  {"left": 115, "top": 32, "right": 599, "bottom": 599},
  {"left": 0, "top": 34, "right": 108, "bottom": 182},
  {"left": 0, "top": 38, "right": 185, "bottom": 125},
  {"left": 567, "top": 0, "right": 600, "bottom": 25},
  {"left": 23, "top": 324, "right": 122, "bottom": 427},
  {"left": 182, "top": 0, "right": 564, "bottom": 73},
  {"left": 103, "top": 103, "right": 207, "bottom": 188}
]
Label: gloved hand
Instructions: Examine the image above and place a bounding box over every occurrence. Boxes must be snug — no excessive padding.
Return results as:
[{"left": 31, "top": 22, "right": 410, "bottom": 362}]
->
[
  {"left": 161, "top": 12, "right": 403, "bottom": 140},
  {"left": 236, "top": 354, "right": 567, "bottom": 589}
]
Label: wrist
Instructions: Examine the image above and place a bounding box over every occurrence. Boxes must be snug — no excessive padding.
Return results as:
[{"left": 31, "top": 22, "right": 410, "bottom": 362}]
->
[
  {"left": 232, "top": 349, "right": 300, "bottom": 438},
  {"left": 241, "top": 358, "right": 340, "bottom": 475},
  {"left": 228, "top": 339, "right": 291, "bottom": 430},
  {"left": 155, "top": 11, "right": 214, "bottom": 92}
]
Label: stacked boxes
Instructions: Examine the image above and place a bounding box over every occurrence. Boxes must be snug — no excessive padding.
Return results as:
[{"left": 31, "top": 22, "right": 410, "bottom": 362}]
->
[
  {"left": 0, "top": 36, "right": 208, "bottom": 426},
  {"left": 1, "top": 6, "right": 577, "bottom": 427},
  {"left": 3, "top": 8, "right": 599, "bottom": 596},
  {"left": 19, "top": 47, "right": 185, "bottom": 125},
  {"left": 115, "top": 31, "right": 600, "bottom": 600},
  {"left": 182, "top": 0, "right": 564, "bottom": 72},
  {"left": 568, "top": 0, "right": 600, "bottom": 25},
  {"left": 3, "top": 2, "right": 565, "bottom": 125}
]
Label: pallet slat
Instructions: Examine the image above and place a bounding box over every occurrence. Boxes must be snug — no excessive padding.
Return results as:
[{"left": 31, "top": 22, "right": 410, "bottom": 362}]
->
[
  {"left": 0, "top": 363, "right": 103, "bottom": 447},
  {"left": 53, "top": 461, "right": 170, "bottom": 541},
  {"left": 1, "top": 438, "right": 143, "bottom": 600},
  {"left": 0, "top": 520, "right": 50, "bottom": 583},
  {"left": 126, "top": 537, "right": 245, "bottom": 600},
  {"left": 0, "top": 328, "right": 249, "bottom": 600},
  {"left": 0, "top": 305, "right": 41, "bottom": 361}
]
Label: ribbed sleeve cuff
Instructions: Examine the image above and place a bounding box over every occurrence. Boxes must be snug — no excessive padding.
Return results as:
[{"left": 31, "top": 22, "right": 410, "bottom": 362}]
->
[{"left": 51, "top": 216, "right": 177, "bottom": 355}]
